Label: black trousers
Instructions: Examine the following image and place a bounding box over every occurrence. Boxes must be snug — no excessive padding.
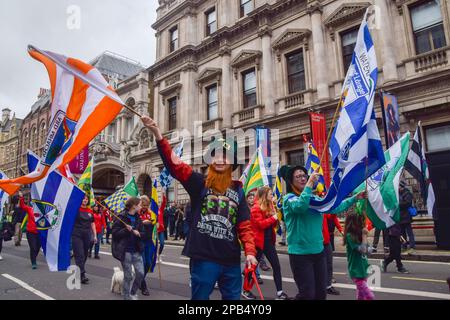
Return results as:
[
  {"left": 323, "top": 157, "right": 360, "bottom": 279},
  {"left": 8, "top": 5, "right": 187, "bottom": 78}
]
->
[
  {"left": 384, "top": 236, "right": 403, "bottom": 270},
  {"left": 289, "top": 250, "right": 327, "bottom": 300},
  {"left": 373, "top": 228, "right": 389, "bottom": 248},
  {"left": 324, "top": 243, "right": 334, "bottom": 288},
  {"left": 72, "top": 232, "right": 91, "bottom": 276},
  {"left": 0, "top": 237, "right": 3, "bottom": 254},
  {"left": 256, "top": 242, "right": 283, "bottom": 292},
  {"left": 27, "top": 232, "right": 41, "bottom": 264}
]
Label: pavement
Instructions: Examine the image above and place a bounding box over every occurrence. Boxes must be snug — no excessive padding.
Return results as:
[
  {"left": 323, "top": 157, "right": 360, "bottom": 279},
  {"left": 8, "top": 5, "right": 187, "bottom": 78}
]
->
[{"left": 1, "top": 237, "right": 450, "bottom": 301}]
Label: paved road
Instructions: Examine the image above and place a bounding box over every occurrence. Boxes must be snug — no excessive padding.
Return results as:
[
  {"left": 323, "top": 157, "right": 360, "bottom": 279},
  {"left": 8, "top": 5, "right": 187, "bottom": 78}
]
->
[{"left": 0, "top": 239, "right": 449, "bottom": 300}]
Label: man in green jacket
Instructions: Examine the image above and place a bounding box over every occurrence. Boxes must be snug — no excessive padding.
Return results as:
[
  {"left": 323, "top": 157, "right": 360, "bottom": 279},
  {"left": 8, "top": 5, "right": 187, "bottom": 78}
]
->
[{"left": 281, "top": 165, "right": 366, "bottom": 300}]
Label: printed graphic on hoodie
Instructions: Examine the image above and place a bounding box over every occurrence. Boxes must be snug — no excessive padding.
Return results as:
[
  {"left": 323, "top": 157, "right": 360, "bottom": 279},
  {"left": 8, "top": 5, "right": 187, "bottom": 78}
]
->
[{"left": 198, "top": 188, "right": 239, "bottom": 241}]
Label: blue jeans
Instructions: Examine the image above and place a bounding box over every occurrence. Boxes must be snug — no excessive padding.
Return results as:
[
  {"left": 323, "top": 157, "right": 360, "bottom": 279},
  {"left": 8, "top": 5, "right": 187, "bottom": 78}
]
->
[
  {"left": 94, "top": 231, "right": 103, "bottom": 256},
  {"left": 191, "top": 259, "right": 241, "bottom": 300},
  {"left": 121, "top": 252, "right": 144, "bottom": 300},
  {"left": 158, "top": 232, "right": 165, "bottom": 255},
  {"left": 142, "top": 240, "right": 153, "bottom": 275},
  {"left": 401, "top": 223, "right": 416, "bottom": 249}
]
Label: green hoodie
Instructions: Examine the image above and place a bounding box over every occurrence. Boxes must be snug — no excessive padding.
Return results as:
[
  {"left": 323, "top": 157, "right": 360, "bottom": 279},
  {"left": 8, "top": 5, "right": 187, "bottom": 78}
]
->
[{"left": 282, "top": 187, "right": 357, "bottom": 255}]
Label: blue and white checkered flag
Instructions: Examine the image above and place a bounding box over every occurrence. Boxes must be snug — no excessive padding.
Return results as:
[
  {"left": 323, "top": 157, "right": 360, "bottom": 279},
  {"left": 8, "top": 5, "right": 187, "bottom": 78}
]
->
[
  {"left": 309, "top": 9, "right": 385, "bottom": 212},
  {"left": 159, "top": 138, "right": 184, "bottom": 191},
  {"left": 0, "top": 170, "right": 9, "bottom": 222}
]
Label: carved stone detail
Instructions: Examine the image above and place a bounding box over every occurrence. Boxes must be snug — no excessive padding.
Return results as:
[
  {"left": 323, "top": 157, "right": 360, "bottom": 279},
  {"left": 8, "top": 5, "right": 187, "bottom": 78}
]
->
[
  {"left": 165, "top": 73, "right": 180, "bottom": 86},
  {"left": 231, "top": 50, "right": 262, "bottom": 79},
  {"left": 324, "top": 2, "right": 371, "bottom": 29},
  {"left": 197, "top": 68, "right": 222, "bottom": 85},
  {"left": 272, "top": 29, "right": 312, "bottom": 61}
]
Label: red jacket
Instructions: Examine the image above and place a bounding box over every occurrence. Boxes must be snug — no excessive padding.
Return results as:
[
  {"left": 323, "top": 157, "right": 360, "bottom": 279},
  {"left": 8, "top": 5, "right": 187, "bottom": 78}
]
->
[
  {"left": 19, "top": 196, "right": 38, "bottom": 234},
  {"left": 322, "top": 214, "right": 343, "bottom": 245},
  {"left": 93, "top": 211, "right": 106, "bottom": 233},
  {"left": 250, "top": 199, "right": 278, "bottom": 250},
  {"left": 157, "top": 194, "right": 166, "bottom": 233}
]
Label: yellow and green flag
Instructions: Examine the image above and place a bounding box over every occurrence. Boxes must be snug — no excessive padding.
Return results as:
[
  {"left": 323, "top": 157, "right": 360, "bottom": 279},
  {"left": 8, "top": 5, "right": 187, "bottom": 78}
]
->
[
  {"left": 77, "top": 158, "right": 95, "bottom": 207},
  {"left": 243, "top": 147, "right": 269, "bottom": 195}
]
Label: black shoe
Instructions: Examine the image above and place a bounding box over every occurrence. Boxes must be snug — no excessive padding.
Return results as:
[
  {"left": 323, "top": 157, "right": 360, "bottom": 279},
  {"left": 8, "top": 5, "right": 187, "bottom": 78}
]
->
[
  {"left": 276, "top": 292, "right": 289, "bottom": 300},
  {"left": 260, "top": 263, "right": 271, "bottom": 272},
  {"left": 397, "top": 267, "right": 410, "bottom": 274},
  {"left": 94, "top": 255, "right": 100, "bottom": 259},
  {"left": 327, "top": 287, "right": 340, "bottom": 295},
  {"left": 372, "top": 247, "right": 378, "bottom": 253},
  {"left": 278, "top": 241, "right": 286, "bottom": 246},
  {"left": 241, "top": 291, "right": 256, "bottom": 300},
  {"left": 141, "top": 288, "right": 150, "bottom": 296},
  {"left": 81, "top": 276, "right": 89, "bottom": 284},
  {"left": 257, "top": 277, "right": 264, "bottom": 285},
  {"left": 88, "top": 253, "right": 92, "bottom": 258}
]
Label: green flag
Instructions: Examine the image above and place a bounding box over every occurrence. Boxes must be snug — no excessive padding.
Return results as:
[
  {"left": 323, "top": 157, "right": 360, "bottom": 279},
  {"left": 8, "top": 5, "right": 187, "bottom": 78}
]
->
[
  {"left": 355, "top": 132, "right": 411, "bottom": 229},
  {"left": 123, "top": 177, "right": 140, "bottom": 197},
  {"left": 78, "top": 158, "right": 95, "bottom": 207}
]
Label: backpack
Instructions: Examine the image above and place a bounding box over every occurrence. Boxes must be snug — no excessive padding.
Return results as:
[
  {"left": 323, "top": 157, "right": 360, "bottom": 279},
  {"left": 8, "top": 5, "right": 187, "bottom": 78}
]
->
[{"left": 408, "top": 206, "right": 418, "bottom": 217}]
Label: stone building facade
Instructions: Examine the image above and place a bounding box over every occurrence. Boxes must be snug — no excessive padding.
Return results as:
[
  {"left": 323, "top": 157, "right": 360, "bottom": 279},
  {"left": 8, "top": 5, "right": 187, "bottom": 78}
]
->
[
  {"left": 126, "top": 0, "right": 450, "bottom": 213},
  {"left": 0, "top": 108, "right": 23, "bottom": 179}
]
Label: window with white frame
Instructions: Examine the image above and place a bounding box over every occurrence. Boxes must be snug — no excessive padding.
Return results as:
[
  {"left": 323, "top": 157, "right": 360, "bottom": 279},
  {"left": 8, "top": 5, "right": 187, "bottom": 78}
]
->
[
  {"left": 286, "top": 50, "right": 306, "bottom": 94},
  {"left": 169, "top": 26, "right": 179, "bottom": 53},
  {"left": 410, "top": 0, "right": 446, "bottom": 54},
  {"left": 242, "top": 69, "right": 257, "bottom": 109},
  {"left": 206, "top": 84, "right": 218, "bottom": 120},
  {"left": 240, "top": 0, "right": 253, "bottom": 17},
  {"left": 341, "top": 27, "right": 358, "bottom": 74},
  {"left": 205, "top": 7, "right": 217, "bottom": 36}
]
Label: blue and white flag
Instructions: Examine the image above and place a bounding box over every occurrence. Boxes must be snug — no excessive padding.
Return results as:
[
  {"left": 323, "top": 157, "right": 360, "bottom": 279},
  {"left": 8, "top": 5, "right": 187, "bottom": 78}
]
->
[
  {"left": 159, "top": 138, "right": 184, "bottom": 191},
  {"left": 0, "top": 171, "right": 9, "bottom": 221},
  {"left": 28, "top": 152, "right": 84, "bottom": 272},
  {"left": 310, "top": 9, "right": 385, "bottom": 212}
]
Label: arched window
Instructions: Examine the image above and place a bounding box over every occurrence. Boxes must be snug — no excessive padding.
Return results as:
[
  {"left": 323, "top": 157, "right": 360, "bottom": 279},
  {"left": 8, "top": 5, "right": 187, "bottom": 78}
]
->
[
  {"left": 31, "top": 126, "right": 38, "bottom": 150},
  {"left": 22, "top": 130, "right": 29, "bottom": 153},
  {"left": 39, "top": 121, "right": 47, "bottom": 145}
]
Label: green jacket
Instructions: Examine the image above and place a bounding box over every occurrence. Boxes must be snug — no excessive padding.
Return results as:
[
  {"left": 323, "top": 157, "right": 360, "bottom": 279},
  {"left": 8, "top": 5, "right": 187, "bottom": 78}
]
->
[
  {"left": 345, "top": 234, "right": 370, "bottom": 279},
  {"left": 282, "top": 187, "right": 357, "bottom": 255}
]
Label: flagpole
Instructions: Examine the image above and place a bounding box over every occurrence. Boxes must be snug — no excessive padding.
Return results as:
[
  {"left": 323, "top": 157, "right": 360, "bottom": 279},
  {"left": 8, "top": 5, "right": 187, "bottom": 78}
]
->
[
  {"left": 317, "top": 94, "right": 345, "bottom": 171},
  {"left": 95, "top": 199, "right": 128, "bottom": 227},
  {"left": 121, "top": 103, "right": 144, "bottom": 118}
]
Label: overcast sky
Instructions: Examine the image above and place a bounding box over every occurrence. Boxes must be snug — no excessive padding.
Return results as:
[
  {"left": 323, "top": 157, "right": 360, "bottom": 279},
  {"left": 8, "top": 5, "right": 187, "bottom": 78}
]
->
[{"left": 0, "top": 0, "right": 157, "bottom": 118}]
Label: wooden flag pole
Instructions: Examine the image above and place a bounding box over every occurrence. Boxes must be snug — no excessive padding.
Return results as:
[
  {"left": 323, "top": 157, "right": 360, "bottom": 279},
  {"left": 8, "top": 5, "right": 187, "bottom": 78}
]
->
[
  {"left": 95, "top": 199, "right": 128, "bottom": 227},
  {"left": 121, "top": 103, "right": 144, "bottom": 118},
  {"left": 317, "top": 93, "right": 346, "bottom": 171}
]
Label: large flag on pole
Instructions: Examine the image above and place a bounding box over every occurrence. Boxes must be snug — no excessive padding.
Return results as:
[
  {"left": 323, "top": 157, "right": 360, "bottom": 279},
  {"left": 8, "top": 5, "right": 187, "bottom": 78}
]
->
[
  {"left": 159, "top": 138, "right": 184, "bottom": 191},
  {"left": 0, "top": 171, "right": 9, "bottom": 222},
  {"left": 149, "top": 179, "right": 159, "bottom": 273},
  {"left": 104, "top": 177, "right": 140, "bottom": 214},
  {"left": 405, "top": 124, "right": 436, "bottom": 217},
  {"left": 243, "top": 147, "right": 270, "bottom": 195},
  {"left": 305, "top": 142, "right": 327, "bottom": 194},
  {"left": 273, "top": 163, "right": 283, "bottom": 211},
  {"left": 240, "top": 148, "right": 258, "bottom": 186},
  {"left": 309, "top": 9, "right": 385, "bottom": 212},
  {"left": 0, "top": 46, "right": 124, "bottom": 195},
  {"left": 27, "top": 151, "right": 85, "bottom": 271},
  {"left": 355, "top": 132, "right": 410, "bottom": 229},
  {"left": 77, "top": 158, "right": 95, "bottom": 207}
]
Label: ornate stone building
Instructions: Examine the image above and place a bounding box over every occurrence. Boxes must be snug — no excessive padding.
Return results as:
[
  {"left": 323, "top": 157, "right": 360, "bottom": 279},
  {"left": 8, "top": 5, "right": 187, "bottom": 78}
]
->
[
  {"left": 129, "top": 0, "right": 450, "bottom": 213},
  {"left": 0, "top": 108, "right": 23, "bottom": 179}
]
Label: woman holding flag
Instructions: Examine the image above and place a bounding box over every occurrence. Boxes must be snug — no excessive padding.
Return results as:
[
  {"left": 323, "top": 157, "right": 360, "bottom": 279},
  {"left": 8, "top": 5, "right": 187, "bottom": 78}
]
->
[
  {"left": 280, "top": 166, "right": 366, "bottom": 300},
  {"left": 243, "top": 186, "right": 289, "bottom": 300},
  {"left": 18, "top": 191, "right": 41, "bottom": 269},
  {"left": 72, "top": 195, "right": 97, "bottom": 284}
]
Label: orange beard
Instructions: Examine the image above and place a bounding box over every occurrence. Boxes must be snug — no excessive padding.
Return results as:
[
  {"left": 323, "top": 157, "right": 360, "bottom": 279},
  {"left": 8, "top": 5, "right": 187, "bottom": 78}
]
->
[{"left": 205, "top": 165, "right": 233, "bottom": 194}]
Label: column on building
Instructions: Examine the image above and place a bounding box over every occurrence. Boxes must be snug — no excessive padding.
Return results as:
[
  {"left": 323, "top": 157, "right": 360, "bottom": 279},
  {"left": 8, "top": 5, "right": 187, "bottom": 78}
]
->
[
  {"left": 116, "top": 118, "right": 121, "bottom": 144},
  {"left": 260, "top": 26, "right": 275, "bottom": 116},
  {"left": 374, "top": 0, "right": 399, "bottom": 84},
  {"left": 121, "top": 115, "right": 127, "bottom": 142},
  {"left": 219, "top": 0, "right": 230, "bottom": 27},
  {"left": 181, "top": 66, "right": 197, "bottom": 133},
  {"left": 220, "top": 47, "right": 232, "bottom": 128},
  {"left": 184, "top": 8, "right": 197, "bottom": 46},
  {"left": 309, "top": 4, "right": 330, "bottom": 101}
]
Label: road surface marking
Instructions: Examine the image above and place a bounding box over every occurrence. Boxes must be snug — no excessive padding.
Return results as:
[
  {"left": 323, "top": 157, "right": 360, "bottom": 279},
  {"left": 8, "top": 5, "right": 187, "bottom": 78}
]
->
[
  {"left": 157, "top": 261, "right": 450, "bottom": 300},
  {"left": 391, "top": 276, "right": 447, "bottom": 283},
  {"left": 99, "top": 251, "right": 112, "bottom": 256},
  {"left": 2, "top": 274, "right": 55, "bottom": 300},
  {"left": 333, "top": 256, "right": 450, "bottom": 266}
]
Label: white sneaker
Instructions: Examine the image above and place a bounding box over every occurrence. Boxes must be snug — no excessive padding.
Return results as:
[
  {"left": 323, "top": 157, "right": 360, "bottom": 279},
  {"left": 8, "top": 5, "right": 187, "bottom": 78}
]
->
[
  {"left": 189, "top": 280, "right": 192, "bottom": 288},
  {"left": 131, "top": 294, "right": 138, "bottom": 300},
  {"left": 0, "top": 255, "right": 3, "bottom": 261}
]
